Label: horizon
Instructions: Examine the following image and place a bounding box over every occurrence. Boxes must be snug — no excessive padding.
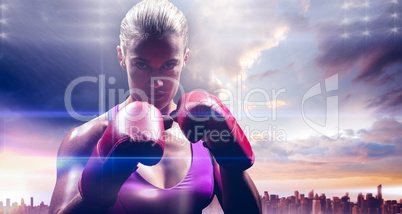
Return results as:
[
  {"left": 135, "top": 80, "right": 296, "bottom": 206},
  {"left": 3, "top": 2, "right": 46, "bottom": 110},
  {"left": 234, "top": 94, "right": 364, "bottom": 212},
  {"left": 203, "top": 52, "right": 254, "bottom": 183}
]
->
[{"left": 0, "top": 184, "right": 400, "bottom": 206}]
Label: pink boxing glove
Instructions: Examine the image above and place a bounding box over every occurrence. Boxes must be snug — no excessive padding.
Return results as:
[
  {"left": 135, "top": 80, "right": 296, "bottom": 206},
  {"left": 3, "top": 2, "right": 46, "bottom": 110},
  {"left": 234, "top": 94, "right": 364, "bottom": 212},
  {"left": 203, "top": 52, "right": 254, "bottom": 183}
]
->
[
  {"left": 172, "top": 91, "right": 254, "bottom": 171},
  {"left": 79, "top": 101, "right": 165, "bottom": 207}
]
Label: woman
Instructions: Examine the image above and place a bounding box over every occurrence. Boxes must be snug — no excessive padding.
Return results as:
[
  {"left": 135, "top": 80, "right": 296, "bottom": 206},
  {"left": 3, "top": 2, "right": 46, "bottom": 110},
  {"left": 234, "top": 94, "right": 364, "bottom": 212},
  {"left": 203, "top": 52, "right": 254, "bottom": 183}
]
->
[{"left": 49, "top": 0, "right": 261, "bottom": 213}]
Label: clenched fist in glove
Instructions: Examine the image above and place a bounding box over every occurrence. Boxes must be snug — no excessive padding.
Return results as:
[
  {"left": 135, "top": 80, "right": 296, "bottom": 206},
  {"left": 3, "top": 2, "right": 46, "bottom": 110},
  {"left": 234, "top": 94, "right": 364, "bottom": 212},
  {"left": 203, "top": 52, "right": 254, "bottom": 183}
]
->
[
  {"left": 172, "top": 91, "right": 254, "bottom": 171},
  {"left": 79, "top": 101, "right": 165, "bottom": 207}
]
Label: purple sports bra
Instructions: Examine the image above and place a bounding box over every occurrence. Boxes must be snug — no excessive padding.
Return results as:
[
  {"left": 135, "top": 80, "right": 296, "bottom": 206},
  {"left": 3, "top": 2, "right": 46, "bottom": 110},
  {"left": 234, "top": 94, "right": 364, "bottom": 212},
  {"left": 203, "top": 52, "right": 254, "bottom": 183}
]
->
[{"left": 107, "top": 105, "right": 215, "bottom": 214}]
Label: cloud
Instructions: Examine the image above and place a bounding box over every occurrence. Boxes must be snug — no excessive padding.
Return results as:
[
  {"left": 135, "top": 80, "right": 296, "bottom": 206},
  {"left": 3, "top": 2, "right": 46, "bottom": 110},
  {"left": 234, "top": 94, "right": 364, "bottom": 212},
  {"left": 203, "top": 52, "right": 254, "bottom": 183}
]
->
[
  {"left": 315, "top": 1, "right": 402, "bottom": 85},
  {"left": 251, "top": 118, "right": 402, "bottom": 179},
  {"left": 366, "top": 88, "right": 402, "bottom": 116},
  {"left": 353, "top": 47, "right": 402, "bottom": 84},
  {"left": 357, "top": 118, "right": 402, "bottom": 144},
  {"left": 0, "top": 0, "right": 131, "bottom": 114},
  {"left": 277, "top": 5, "right": 310, "bottom": 33},
  {"left": 301, "top": 0, "right": 311, "bottom": 11},
  {"left": 359, "top": 142, "right": 396, "bottom": 158},
  {"left": 247, "top": 69, "right": 281, "bottom": 82},
  {"left": 311, "top": 0, "right": 402, "bottom": 118},
  {"left": 0, "top": 117, "right": 74, "bottom": 156},
  {"left": 343, "top": 129, "right": 354, "bottom": 136},
  {"left": 184, "top": 0, "right": 289, "bottom": 92},
  {"left": 247, "top": 63, "right": 295, "bottom": 82},
  {"left": 0, "top": 150, "right": 57, "bottom": 205}
]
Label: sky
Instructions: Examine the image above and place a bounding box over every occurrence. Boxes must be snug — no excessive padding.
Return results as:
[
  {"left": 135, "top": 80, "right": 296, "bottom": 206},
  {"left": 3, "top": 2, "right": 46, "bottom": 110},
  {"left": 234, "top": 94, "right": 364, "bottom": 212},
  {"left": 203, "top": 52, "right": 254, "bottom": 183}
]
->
[{"left": 0, "top": 0, "right": 401, "bottom": 206}]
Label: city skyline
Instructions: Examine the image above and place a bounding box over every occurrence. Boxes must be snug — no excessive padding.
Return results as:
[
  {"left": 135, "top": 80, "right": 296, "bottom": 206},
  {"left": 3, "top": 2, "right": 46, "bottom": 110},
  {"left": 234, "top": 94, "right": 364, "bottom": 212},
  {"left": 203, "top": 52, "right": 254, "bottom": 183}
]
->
[
  {"left": 0, "top": 196, "right": 48, "bottom": 214},
  {"left": 260, "top": 184, "right": 402, "bottom": 214},
  {"left": 0, "top": 184, "right": 400, "bottom": 214}
]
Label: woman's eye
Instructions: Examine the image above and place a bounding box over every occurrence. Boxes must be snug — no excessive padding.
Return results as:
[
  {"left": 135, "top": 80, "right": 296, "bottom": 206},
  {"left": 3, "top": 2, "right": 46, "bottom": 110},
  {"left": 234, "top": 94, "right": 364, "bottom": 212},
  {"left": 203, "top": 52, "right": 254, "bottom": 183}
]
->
[
  {"left": 163, "top": 63, "right": 176, "bottom": 70},
  {"left": 135, "top": 62, "right": 148, "bottom": 69}
]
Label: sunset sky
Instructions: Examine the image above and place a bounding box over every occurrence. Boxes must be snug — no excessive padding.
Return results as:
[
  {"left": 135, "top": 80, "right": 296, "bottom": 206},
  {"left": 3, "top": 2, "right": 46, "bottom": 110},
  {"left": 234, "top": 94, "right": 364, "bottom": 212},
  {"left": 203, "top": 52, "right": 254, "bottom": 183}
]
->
[{"left": 0, "top": 0, "right": 401, "bottom": 206}]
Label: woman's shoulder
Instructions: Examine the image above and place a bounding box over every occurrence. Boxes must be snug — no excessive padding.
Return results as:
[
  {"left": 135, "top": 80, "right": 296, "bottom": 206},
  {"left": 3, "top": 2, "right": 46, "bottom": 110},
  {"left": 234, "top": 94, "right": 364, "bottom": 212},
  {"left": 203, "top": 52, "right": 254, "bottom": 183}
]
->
[{"left": 57, "top": 113, "right": 109, "bottom": 158}]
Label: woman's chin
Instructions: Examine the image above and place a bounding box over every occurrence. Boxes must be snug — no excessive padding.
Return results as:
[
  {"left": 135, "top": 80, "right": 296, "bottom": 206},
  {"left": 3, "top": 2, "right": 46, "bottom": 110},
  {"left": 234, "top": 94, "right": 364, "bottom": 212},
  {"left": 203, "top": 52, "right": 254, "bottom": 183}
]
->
[{"left": 152, "top": 100, "right": 174, "bottom": 114}]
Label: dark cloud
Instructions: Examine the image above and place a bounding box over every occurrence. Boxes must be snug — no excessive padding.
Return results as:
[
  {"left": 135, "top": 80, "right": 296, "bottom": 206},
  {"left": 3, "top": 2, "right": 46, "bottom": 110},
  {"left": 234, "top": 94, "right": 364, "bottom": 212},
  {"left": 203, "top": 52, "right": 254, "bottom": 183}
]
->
[
  {"left": 333, "top": 141, "right": 397, "bottom": 160},
  {"left": 0, "top": 0, "right": 135, "bottom": 116},
  {"left": 247, "top": 69, "right": 281, "bottom": 82},
  {"left": 353, "top": 47, "right": 402, "bottom": 83},
  {"left": 367, "top": 87, "right": 402, "bottom": 116},
  {"left": 313, "top": 1, "right": 402, "bottom": 117},
  {"left": 247, "top": 63, "right": 294, "bottom": 82},
  {"left": 359, "top": 142, "right": 396, "bottom": 158},
  {"left": 315, "top": 1, "right": 402, "bottom": 85}
]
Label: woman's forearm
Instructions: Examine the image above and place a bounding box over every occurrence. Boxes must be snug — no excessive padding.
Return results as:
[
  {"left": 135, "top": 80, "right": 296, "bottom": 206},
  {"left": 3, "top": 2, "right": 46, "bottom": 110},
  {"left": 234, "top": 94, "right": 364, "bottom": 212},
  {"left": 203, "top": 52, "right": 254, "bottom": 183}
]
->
[
  {"left": 220, "top": 167, "right": 262, "bottom": 214},
  {"left": 56, "top": 193, "right": 109, "bottom": 214}
]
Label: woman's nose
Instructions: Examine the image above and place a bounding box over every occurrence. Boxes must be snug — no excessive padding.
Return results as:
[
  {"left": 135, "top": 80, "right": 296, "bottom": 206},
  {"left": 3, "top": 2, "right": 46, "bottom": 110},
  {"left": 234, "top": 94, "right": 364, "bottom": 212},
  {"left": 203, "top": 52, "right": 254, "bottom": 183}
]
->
[{"left": 150, "top": 79, "right": 163, "bottom": 88}]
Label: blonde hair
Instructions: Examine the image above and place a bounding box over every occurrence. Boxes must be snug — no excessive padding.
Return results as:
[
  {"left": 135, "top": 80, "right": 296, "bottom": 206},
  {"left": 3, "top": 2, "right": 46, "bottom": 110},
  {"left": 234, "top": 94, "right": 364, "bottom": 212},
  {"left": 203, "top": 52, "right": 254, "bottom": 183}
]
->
[{"left": 119, "top": 0, "right": 188, "bottom": 57}]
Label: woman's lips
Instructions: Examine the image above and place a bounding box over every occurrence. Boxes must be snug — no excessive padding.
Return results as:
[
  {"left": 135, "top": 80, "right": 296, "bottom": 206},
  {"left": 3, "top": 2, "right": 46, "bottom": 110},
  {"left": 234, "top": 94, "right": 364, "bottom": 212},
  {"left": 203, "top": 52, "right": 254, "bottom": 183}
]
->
[{"left": 146, "top": 92, "right": 166, "bottom": 100}]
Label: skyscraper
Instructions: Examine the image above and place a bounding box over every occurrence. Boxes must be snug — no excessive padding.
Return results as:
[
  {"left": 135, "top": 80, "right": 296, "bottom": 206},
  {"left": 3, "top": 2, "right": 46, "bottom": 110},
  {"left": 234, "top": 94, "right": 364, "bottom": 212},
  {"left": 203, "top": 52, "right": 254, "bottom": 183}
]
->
[
  {"left": 357, "top": 192, "right": 364, "bottom": 211},
  {"left": 6, "top": 199, "right": 10, "bottom": 214},
  {"left": 377, "top": 184, "right": 382, "bottom": 200},
  {"left": 309, "top": 190, "right": 314, "bottom": 200},
  {"left": 264, "top": 191, "right": 269, "bottom": 201},
  {"left": 295, "top": 191, "right": 300, "bottom": 205},
  {"left": 312, "top": 199, "right": 321, "bottom": 214}
]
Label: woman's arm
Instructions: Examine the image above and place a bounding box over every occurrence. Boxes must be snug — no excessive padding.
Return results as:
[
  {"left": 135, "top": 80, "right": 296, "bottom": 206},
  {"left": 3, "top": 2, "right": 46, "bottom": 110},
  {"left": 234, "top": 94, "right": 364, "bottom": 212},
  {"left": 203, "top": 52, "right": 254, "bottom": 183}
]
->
[
  {"left": 50, "top": 102, "right": 165, "bottom": 213},
  {"left": 172, "top": 91, "right": 261, "bottom": 212},
  {"left": 50, "top": 169, "right": 109, "bottom": 214},
  {"left": 213, "top": 156, "right": 262, "bottom": 214},
  {"left": 49, "top": 120, "right": 109, "bottom": 214}
]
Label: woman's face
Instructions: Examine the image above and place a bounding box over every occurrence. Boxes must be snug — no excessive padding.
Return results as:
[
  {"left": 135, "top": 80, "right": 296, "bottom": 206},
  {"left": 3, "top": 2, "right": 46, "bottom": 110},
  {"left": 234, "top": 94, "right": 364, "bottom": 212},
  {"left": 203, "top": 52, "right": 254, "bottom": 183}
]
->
[{"left": 119, "top": 34, "right": 188, "bottom": 113}]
